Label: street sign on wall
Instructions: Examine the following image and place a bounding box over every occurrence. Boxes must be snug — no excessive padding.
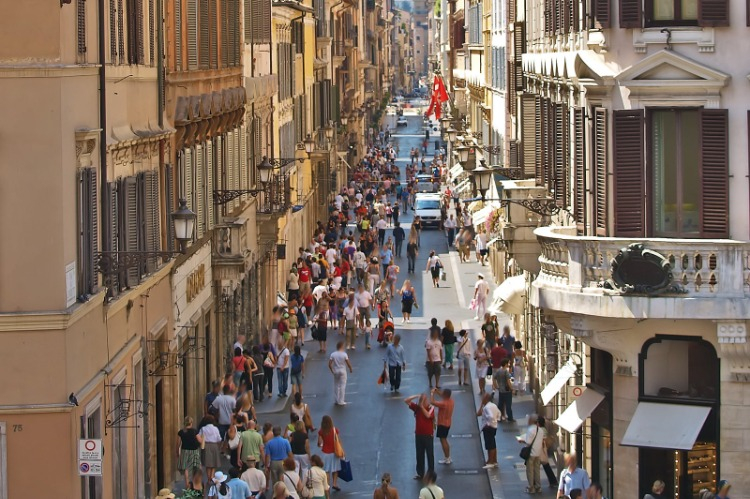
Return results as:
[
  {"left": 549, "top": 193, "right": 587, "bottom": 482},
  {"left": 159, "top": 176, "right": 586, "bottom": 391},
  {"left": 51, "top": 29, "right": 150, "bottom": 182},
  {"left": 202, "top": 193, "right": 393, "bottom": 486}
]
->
[
  {"left": 567, "top": 385, "right": 585, "bottom": 400},
  {"left": 78, "top": 439, "right": 102, "bottom": 476}
]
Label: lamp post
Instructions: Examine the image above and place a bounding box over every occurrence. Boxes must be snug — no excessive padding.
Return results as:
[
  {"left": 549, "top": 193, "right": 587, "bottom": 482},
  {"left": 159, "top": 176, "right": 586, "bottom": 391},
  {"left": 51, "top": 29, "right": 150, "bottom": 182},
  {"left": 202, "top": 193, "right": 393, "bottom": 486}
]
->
[
  {"left": 472, "top": 165, "right": 494, "bottom": 201},
  {"left": 172, "top": 199, "right": 197, "bottom": 252},
  {"left": 456, "top": 145, "right": 470, "bottom": 164},
  {"left": 447, "top": 126, "right": 458, "bottom": 143},
  {"left": 303, "top": 133, "right": 316, "bottom": 156},
  {"left": 324, "top": 122, "right": 335, "bottom": 140},
  {"left": 341, "top": 115, "right": 348, "bottom": 126}
]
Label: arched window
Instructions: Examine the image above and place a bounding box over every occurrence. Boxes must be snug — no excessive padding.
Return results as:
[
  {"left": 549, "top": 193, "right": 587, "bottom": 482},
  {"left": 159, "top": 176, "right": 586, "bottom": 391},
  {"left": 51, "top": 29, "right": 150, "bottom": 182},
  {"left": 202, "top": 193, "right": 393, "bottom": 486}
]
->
[{"left": 641, "top": 336, "right": 718, "bottom": 402}]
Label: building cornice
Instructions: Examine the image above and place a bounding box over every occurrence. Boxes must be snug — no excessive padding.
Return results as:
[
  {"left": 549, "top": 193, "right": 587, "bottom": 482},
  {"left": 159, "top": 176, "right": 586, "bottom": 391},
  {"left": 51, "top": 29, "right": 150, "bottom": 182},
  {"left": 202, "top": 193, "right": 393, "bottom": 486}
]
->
[
  {"left": 0, "top": 291, "right": 105, "bottom": 332},
  {"left": 0, "top": 64, "right": 99, "bottom": 78}
]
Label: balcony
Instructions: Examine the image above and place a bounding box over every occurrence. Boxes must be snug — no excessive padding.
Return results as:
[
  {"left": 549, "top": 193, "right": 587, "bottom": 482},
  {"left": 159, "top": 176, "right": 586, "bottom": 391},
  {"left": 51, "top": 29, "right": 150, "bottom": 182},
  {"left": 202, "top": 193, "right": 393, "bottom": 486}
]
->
[{"left": 531, "top": 225, "right": 750, "bottom": 321}]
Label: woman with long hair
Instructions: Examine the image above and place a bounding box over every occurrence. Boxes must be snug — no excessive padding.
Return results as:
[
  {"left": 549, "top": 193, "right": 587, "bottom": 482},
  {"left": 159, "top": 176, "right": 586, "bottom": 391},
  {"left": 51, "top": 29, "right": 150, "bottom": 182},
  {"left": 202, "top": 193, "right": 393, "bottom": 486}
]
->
[
  {"left": 474, "top": 339, "right": 491, "bottom": 394},
  {"left": 372, "top": 472, "right": 400, "bottom": 499},
  {"left": 398, "top": 279, "right": 417, "bottom": 324},
  {"left": 385, "top": 260, "right": 400, "bottom": 297},
  {"left": 313, "top": 299, "right": 330, "bottom": 353},
  {"left": 317, "top": 415, "right": 343, "bottom": 491},
  {"left": 235, "top": 393, "right": 257, "bottom": 431},
  {"left": 441, "top": 320, "right": 457, "bottom": 370},
  {"left": 425, "top": 250, "right": 442, "bottom": 288},
  {"left": 291, "top": 391, "right": 315, "bottom": 432},
  {"left": 290, "top": 420, "right": 312, "bottom": 475}
]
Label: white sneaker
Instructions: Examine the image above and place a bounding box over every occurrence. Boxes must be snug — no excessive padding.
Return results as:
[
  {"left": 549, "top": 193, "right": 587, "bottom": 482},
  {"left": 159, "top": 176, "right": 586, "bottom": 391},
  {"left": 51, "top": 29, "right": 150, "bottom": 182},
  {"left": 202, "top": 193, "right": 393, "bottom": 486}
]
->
[
  {"left": 439, "top": 458, "right": 452, "bottom": 465},
  {"left": 401, "top": 318, "right": 405, "bottom": 324},
  {"left": 482, "top": 463, "right": 498, "bottom": 469},
  {"left": 473, "top": 316, "right": 479, "bottom": 320}
]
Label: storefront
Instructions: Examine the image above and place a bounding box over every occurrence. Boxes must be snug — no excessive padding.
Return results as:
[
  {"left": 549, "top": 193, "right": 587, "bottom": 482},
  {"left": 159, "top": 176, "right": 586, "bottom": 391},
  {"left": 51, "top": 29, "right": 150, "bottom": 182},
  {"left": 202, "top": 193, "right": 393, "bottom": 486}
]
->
[
  {"left": 172, "top": 240, "right": 214, "bottom": 421},
  {"left": 623, "top": 336, "right": 719, "bottom": 498}
]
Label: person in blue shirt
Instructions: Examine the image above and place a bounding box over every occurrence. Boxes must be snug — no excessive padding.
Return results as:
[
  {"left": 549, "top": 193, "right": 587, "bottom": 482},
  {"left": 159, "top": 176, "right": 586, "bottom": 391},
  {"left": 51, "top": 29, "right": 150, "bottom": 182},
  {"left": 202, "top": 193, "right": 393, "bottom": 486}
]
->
[
  {"left": 385, "top": 334, "right": 407, "bottom": 392},
  {"left": 265, "top": 427, "right": 293, "bottom": 485},
  {"left": 225, "top": 467, "right": 252, "bottom": 499},
  {"left": 289, "top": 345, "right": 305, "bottom": 397},
  {"left": 557, "top": 453, "right": 591, "bottom": 498}
]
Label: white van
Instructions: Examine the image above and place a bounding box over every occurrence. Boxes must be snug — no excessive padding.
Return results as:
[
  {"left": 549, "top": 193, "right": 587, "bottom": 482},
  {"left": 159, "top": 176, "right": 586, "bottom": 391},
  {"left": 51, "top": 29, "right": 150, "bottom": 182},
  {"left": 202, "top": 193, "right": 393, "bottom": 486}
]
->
[{"left": 413, "top": 193, "right": 443, "bottom": 228}]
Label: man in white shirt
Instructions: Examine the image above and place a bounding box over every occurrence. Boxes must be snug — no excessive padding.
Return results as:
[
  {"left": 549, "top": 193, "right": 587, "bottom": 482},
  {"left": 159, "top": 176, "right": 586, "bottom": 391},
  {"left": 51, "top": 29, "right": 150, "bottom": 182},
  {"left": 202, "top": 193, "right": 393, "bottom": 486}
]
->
[
  {"left": 354, "top": 284, "right": 373, "bottom": 329},
  {"left": 376, "top": 217, "right": 388, "bottom": 246},
  {"left": 518, "top": 414, "right": 546, "bottom": 494},
  {"left": 328, "top": 341, "right": 354, "bottom": 405},
  {"left": 353, "top": 249, "right": 368, "bottom": 284},
  {"left": 444, "top": 215, "right": 457, "bottom": 247},
  {"left": 473, "top": 273, "right": 490, "bottom": 320},
  {"left": 240, "top": 456, "right": 266, "bottom": 498},
  {"left": 557, "top": 453, "right": 591, "bottom": 498},
  {"left": 342, "top": 296, "right": 360, "bottom": 350},
  {"left": 475, "top": 229, "right": 488, "bottom": 265},
  {"left": 325, "top": 246, "right": 338, "bottom": 268},
  {"left": 477, "top": 392, "right": 501, "bottom": 469},
  {"left": 312, "top": 282, "right": 329, "bottom": 303}
]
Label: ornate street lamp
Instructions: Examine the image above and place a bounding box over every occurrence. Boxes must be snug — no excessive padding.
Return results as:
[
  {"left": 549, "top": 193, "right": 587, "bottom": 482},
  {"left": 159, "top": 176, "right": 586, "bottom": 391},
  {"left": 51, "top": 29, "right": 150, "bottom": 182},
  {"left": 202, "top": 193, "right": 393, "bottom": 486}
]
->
[
  {"left": 324, "top": 121, "right": 335, "bottom": 140},
  {"left": 472, "top": 165, "right": 494, "bottom": 201},
  {"left": 447, "top": 126, "right": 458, "bottom": 143},
  {"left": 304, "top": 133, "right": 316, "bottom": 155},
  {"left": 172, "top": 199, "right": 197, "bottom": 251},
  {"left": 341, "top": 115, "right": 349, "bottom": 126},
  {"left": 456, "top": 145, "right": 470, "bottom": 164}
]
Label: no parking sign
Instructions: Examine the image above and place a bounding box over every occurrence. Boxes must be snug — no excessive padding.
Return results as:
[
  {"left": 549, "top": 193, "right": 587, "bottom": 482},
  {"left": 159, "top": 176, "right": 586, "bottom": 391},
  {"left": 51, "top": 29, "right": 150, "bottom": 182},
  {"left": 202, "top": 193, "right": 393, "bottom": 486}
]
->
[{"left": 78, "top": 439, "right": 103, "bottom": 476}]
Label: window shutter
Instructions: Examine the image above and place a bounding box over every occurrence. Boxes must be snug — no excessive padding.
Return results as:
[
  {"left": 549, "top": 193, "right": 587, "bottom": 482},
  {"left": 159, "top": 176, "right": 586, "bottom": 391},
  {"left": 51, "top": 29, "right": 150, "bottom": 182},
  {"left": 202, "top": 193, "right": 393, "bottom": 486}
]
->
[
  {"left": 232, "top": 0, "right": 240, "bottom": 64},
  {"left": 573, "top": 108, "right": 585, "bottom": 229},
  {"left": 195, "top": 145, "right": 205, "bottom": 237},
  {"left": 145, "top": 170, "right": 161, "bottom": 272},
  {"left": 110, "top": 0, "right": 117, "bottom": 61},
  {"left": 148, "top": 0, "right": 154, "bottom": 64},
  {"left": 553, "top": 103, "right": 568, "bottom": 207},
  {"left": 120, "top": 176, "right": 140, "bottom": 287},
  {"left": 244, "top": 0, "right": 252, "bottom": 41},
  {"left": 165, "top": 163, "right": 175, "bottom": 251},
  {"left": 108, "top": 182, "right": 120, "bottom": 294},
  {"left": 77, "top": 0, "right": 87, "bottom": 55},
  {"left": 612, "top": 109, "right": 645, "bottom": 237},
  {"left": 239, "top": 126, "right": 248, "bottom": 203},
  {"left": 700, "top": 109, "right": 728, "bottom": 237},
  {"left": 539, "top": 98, "right": 549, "bottom": 186},
  {"left": 698, "top": 0, "right": 729, "bottom": 25},
  {"left": 513, "top": 22, "right": 524, "bottom": 91},
  {"left": 331, "top": 84, "right": 340, "bottom": 123},
  {"left": 210, "top": 0, "right": 218, "bottom": 69},
  {"left": 77, "top": 168, "right": 97, "bottom": 297},
  {"left": 207, "top": 140, "right": 215, "bottom": 228},
  {"left": 187, "top": 0, "right": 198, "bottom": 69},
  {"left": 619, "top": 0, "right": 641, "bottom": 28},
  {"left": 594, "top": 0, "right": 610, "bottom": 27},
  {"left": 252, "top": 0, "right": 271, "bottom": 43},
  {"left": 544, "top": 0, "right": 553, "bottom": 33},
  {"left": 227, "top": 132, "right": 236, "bottom": 211},
  {"left": 253, "top": 117, "right": 262, "bottom": 185},
  {"left": 521, "top": 94, "right": 538, "bottom": 178},
  {"left": 184, "top": 148, "right": 194, "bottom": 211},
  {"left": 118, "top": 0, "right": 125, "bottom": 64},
  {"left": 136, "top": 0, "right": 145, "bottom": 64},
  {"left": 175, "top": 0, "right": 182, "bottom": 70},
  {"left": 199, "top": 0, "right": 209, "bottom": 69},
  {"left": 594, "top": 108, "right": 608, "bottom": 236}
]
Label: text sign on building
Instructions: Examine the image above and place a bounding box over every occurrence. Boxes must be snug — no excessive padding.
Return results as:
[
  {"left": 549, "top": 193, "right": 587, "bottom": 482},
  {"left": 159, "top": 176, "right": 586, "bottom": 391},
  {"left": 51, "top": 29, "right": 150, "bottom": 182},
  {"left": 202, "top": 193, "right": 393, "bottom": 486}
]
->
[
  {"left": 78, "top": 439, "right": 102, "bottom": 460},
  {"left": 186, "top": 264, "right": 206, "bottom": 303}
]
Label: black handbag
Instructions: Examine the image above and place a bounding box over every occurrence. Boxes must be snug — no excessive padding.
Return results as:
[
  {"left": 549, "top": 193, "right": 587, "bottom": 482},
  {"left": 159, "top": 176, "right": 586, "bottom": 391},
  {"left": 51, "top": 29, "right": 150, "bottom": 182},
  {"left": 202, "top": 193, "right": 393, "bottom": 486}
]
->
[{"left": 311, "top": 325, "right": 318, "bottom": 340}]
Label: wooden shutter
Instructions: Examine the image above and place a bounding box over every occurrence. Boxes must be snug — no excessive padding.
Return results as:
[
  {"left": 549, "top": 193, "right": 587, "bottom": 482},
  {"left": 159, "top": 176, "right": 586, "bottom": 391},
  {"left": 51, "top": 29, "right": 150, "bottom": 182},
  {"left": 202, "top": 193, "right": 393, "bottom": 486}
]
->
[
  {"left": 540, "top": 98, "right": 550, "bottom": 186},
  {"left": 136, "top": 0, "right": 145, "bottom": 64},
  {"left": 145, "top": 170, "right": 161, "bottom": 271},
  {"left": 619, "top": 0, "right": 641, "bottom": 27},
  {"left": 207, "top": 140, "right": 215, "bottom": 227},
  {"left": 119, "top": 176, "right": 139, "bottom": 287},
  {"left": 553, "top": 103, "right": 568, "bottom": 207},
  {"left": 253, "top": 116, "right": 261, "bottom": 185},
  {"left": 210, "top": 0, "right": 219, "bottom": 69},
  {"left": 699, "top": 0, "right": 729, "bottom": 25},
  {"left": 232, "top": 0, "right": 240, "bottom": 64},
  {"left": 331, "top": 84, "right": 340, "bottom": 123},
  {"left": 107, "top": 182, "right": 120, "bottom": 294},
  {"left": 239, "top": 126, "right": 248, "bottom": 203},
  {"left": 195, "top": 145, "right": 205, "bottom": 237},
  {"left": 175, "top": 0, "right": 182, "bottom": 70},
  {"left": 77, "top": 0, "right": 87, "bottom": 55},
  {"left": 252, "top": 0, "right": 271, "bottom": 43},
  {"left": 613, "top": 109, "right": 645, "bottom": 237},
  {"left": 244, "top": 0, "right": 252, "bottom": 41},
  {"left": 594, "top": 108, "right": 607, "bottom": 235},
  {"left": 184, "top": 148, "right": 194, "bottom": 211},
  {"left": 187, "top": 0, "right": 198, "bottom": 69},
  {"left": 118, "top": 0, "right": 125, "bottom": 64},
  {"left": 573, "top": 108, "right": 585, "bottom": 229},
  {"left": 700, "top": 109, "right": 728, "bottom": 237},
  {"left": 227, "top": 132, "right": 235, "bottom": 211},
  {"left": 148, "top": 0, "right": 154, "bottom": 64},
  {"left": 521, "top": 94, "right": 538, "bottom": 178},
  {"left": 164, "top": 163, "right": 175, "bottom": 252},
  {"left": 77, "top": 168, "right": 98, "bottom": 296},
  {"left": 513, "top": 22, "right": 525, "bottom": 91},
  {"left": 594, "top": 0, "right": 611, "bottom": 27},
  {"left": 110, "top": 0, "right": 117, "bottom": 60},
  {"left": 199, "top": 0, "right": 209, "bottom": 69}
]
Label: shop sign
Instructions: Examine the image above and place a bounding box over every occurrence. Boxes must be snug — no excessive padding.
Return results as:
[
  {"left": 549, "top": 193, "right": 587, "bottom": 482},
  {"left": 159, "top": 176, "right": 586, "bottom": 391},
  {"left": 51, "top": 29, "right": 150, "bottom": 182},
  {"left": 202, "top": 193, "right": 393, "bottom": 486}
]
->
[{"left": 186, "top": 264, "right": 206, "bottom": 303}]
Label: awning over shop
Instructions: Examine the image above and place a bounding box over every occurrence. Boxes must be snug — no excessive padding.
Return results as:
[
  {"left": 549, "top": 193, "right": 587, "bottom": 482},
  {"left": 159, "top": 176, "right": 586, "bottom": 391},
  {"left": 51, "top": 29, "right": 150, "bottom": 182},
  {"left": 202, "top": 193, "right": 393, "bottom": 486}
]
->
[
  {"left": 541, "top": 361, "right": 578, "bottom": 406},
  {"left": 489, "top": 274, "right": 526, "bottom": 315},
  {"left": 621, "top": 402, "right": 711, "bottom": 450},
  {"left": 472, "top": 204, "right": 495, "bottom": 227},
  {"left": 456, "top": 178, "right": 472, "bottom": 194},
  {"left": 336, "top": 152, "right": 353, "bottom": 170},
  {"left": 449, "top": 164, "right": 464, "bottom": 183},
  {"left": 555, "top": 387, "right": 605, "bottom": 433},
  {"left": 467, "top": 201, "right": 482, "bottom": 213}
]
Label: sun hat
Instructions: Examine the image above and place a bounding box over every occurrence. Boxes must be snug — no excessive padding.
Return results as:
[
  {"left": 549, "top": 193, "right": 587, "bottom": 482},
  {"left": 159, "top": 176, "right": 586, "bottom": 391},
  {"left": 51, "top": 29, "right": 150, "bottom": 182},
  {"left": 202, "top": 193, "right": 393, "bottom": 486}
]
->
[
  {"left": 213, "top": 471, "right": 228, "bottom": 483},
  {"left": 155, "top": 489, "right": 175, "bottom": 499}
]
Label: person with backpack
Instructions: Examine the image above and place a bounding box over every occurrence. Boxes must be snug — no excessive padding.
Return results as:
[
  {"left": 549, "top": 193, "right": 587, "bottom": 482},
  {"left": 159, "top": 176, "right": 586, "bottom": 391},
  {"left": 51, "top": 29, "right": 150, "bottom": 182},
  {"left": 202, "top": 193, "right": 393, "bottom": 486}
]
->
[
  {"left": 289, "top": 345, "right": 305, "bottom": 397},
  {"left": 207, "top": 470, "right": 231, "bottom": 498}
]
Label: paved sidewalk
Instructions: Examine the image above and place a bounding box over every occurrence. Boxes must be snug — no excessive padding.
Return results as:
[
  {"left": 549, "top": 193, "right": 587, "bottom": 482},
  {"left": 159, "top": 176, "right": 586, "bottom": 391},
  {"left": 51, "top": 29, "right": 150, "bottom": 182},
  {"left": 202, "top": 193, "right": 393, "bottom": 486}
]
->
[{"left": 447, "top": 247, "right": 559, "bottom": 499}]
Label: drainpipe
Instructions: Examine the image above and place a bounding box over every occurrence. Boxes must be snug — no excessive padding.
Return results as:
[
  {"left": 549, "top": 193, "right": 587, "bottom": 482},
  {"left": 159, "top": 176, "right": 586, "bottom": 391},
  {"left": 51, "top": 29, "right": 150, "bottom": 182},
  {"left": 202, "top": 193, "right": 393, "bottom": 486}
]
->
[{"left": 98, "top": 0, "right": 110, "bottom": 254}]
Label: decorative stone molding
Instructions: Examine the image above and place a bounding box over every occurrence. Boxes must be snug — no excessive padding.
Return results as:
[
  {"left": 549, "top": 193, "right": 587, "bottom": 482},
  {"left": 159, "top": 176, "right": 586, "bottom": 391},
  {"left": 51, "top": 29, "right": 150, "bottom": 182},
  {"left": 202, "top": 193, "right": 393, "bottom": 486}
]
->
[
  {"left": 717, "top": 321, "right": 750, "bottom": 380},
  {"left": 75, "top": 130, "right": 99, "bottom": 168},
  {"left": 569, "top": 314, "right": 638, "bottom": 376},
  {"left": 632, "top": 27, "right": 714, "bottom": 54}
]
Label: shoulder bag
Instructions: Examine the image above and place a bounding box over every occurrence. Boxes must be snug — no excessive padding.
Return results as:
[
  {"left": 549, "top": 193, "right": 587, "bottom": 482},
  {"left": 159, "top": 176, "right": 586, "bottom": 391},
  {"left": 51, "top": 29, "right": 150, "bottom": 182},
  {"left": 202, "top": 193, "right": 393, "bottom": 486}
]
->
[
  {"left": 302, "top": 403, "right": 314, "bottom": 430},
  {"left": 333, "top": 429, "right": 345, "bottom": 458},
  {"left": 519, "top": 427, "right": 539, "bottom": 461}
]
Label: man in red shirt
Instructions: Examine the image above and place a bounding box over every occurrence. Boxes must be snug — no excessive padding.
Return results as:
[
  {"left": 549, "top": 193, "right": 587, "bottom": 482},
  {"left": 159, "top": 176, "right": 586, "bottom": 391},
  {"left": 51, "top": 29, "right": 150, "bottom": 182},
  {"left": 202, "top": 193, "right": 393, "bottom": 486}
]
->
[
  {"left": 490, "top": 343, "right": 508, "bottom": 370},
  {"left": 405, "top": 394, "right": 435, "bottom": 480},
  {"left": 297, "top": 261, "right": 311, "bottom": 293}
]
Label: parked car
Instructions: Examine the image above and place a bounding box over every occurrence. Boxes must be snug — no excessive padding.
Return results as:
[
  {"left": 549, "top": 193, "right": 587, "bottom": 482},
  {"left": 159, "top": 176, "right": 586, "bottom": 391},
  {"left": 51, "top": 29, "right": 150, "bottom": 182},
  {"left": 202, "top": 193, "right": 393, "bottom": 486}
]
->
[
  {"left": 396, "top": 117, "right": 408, "bottom": 127},
  {"left": 415, "top": 173, "right": 439, "bottom": 193}
]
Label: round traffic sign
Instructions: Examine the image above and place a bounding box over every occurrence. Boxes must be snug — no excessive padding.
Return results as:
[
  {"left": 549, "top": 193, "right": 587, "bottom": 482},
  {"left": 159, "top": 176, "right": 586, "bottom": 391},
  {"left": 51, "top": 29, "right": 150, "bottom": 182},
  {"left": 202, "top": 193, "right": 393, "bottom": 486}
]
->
[
  {"left": 80, "top": 463, "right": 90, "bottom": 473},
  {"left": 572, "top": 386, "right": 584, "bottom": 397},
  {"left": 84, "top": 440, "right": 96, "bottom": 451}
]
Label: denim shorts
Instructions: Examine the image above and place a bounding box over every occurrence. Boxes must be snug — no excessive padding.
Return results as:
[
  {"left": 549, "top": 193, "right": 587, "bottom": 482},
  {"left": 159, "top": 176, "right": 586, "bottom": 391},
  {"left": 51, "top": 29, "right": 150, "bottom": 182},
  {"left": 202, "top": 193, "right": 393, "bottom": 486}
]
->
[{"left": 290, "top": 372, "right": 302, "bottom": 386}]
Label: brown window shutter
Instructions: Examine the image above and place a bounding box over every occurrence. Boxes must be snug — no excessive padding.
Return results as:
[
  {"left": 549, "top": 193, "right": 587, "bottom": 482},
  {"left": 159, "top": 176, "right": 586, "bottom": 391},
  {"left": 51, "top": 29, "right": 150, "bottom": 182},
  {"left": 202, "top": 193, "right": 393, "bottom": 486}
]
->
[
  {"left": 164, "top": 163, "right": 175, "bottom": 252},
  {"left": 110, "top": 0, "right": 117, "bottom": 60},
  {"left": 148, "top": 0, "right": 154, "bottom": 64},
  {"left": 593, "top": 108, "right": 608, "bottom": 236},
  {"left": 698, "top": 0, "right": 729, "bottom": 25},
  {"left": 210, "top": 0, "right": 219, "bottom": 69},
  {"left": 514, "top": 22, "right": 525, "bottom": 91},
  {"left": 544, "top": 0, "right": 553, "bottom": 33},
  {"left": 146, "top": 170, "right": 161, "bottom": 271},
  {"left": 118, "top": 0, "right": 125, "bottom": 64},
  {"left": 553, "top": 103, "right": 568, "bottom": 207},
  {"left": 699, "top": 109, "right": 729, "bottom": 237},
  {"left": 175, "top": 0, "right": 182, "bottom": 70},
  {"left": 521, "top": 94, "right": 538, "bottom": 178},
  {"left": 136, "top": 0, "right": 145, "bottom": 64},
  {"left": 107, "top": 182, "right": 120, "bottom": 295},
  {"left": 573, "top": 108, "right": 585, "bottom": 230},
  {"left": 613, "top": 109, "right": 645, "bottom": 237},
  {"left": 594, "top": 0, "right": 611, "bottom": 27},
  {"left": 619, "top": 0, "right": 641, "bottom": 27},
  {"left": 119, "top": 176, "right": 140, "bottom": 287},
  {"left": 199, "top": 0, "right": 209, "bottom": 69},
  {"left": 509, "top": 140, "right": 520, "bottom": 170},
  {"left": 244, "top": 0, "right": 252, "bottom": 41},
  {"left": 187, "top": 0, "right": 198, "bottom": 69},
  {"left": 541, "top": 99, "right": 552, "bottom": 187},
  {"left": 77, "top": 0, "right": 87, "bottom": 54}
]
